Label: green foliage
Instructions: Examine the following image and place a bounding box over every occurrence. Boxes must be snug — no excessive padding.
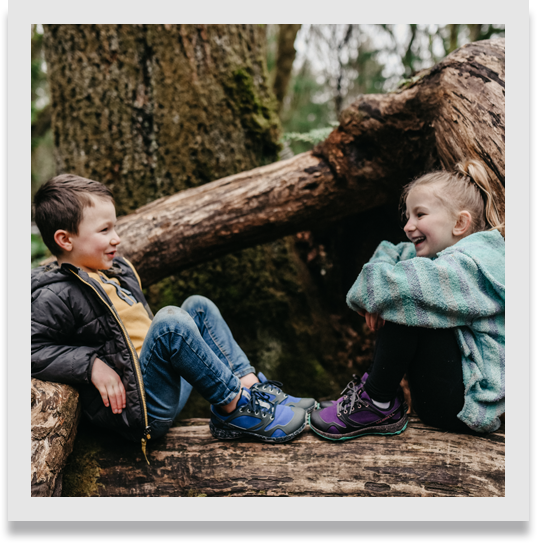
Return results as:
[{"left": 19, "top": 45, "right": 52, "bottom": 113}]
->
[
  {"left": 31, "top": 233, "right": 50, "bottom": 268},
  {"left": 282, "top": 126, "right": 337, "bottom": 145}
]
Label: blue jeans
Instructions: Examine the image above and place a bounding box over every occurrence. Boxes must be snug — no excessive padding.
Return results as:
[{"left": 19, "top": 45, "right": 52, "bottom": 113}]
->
[{"left": 139, "top": 295, "right": 256, "bottom": 439}]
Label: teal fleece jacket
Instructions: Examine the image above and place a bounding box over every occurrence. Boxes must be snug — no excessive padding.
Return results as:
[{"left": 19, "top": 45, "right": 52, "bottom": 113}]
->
[{"left": 346, "top": 230, "right": 505, "bottom": 433}]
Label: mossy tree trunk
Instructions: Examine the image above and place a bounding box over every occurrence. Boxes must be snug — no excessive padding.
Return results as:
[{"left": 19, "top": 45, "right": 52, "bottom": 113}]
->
[
  {"left": 42, "top": 24, "right": 280, "bottom": 215},
  {"left": 42, "top": 24, "right": 343, "bottom": 422}
]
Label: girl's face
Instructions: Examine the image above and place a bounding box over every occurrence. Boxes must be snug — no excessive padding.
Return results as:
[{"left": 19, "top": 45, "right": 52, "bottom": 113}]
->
[{"left": 404, "top": 185, "right": 459, "bottom": 258}]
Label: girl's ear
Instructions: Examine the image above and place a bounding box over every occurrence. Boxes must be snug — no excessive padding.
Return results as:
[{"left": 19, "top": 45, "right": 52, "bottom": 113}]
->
[
  {"left": 54, "top": 230, "right": 74, "bottom": 252},
  {"left": 453, "top": 211, "right": 472, "bottom": 237}
]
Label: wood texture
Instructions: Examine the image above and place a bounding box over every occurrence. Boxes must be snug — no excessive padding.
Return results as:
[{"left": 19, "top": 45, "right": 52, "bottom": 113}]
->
[
  {"left": 42, "top": 24, "right": 280, "bottom": 215},
  {"left": 114, "top": 39, "right": 505, "bottom": 287},
  {"left": 31, "top": 378, "right": 81, "bottom": 497},
  {"left": 86, "top": 417, "right": 504, "bottom": 497},
  {"left": 115, "top": 152, "right": 388, "bottom": 286}
]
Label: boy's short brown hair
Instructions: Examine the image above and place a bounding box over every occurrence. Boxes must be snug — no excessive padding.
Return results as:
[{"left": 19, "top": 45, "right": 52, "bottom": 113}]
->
[{"left": 33, "top": 174, "right": 114, "bottom": 256}]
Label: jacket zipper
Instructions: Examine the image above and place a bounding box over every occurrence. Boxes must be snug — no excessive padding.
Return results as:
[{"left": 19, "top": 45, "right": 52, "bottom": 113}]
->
[{"left": 68, "top": 269, "right": 152, "bottom": 464}]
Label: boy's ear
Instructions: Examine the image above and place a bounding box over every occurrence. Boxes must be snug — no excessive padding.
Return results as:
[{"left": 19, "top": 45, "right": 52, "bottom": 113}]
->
[
  {"left": 54, "top": 230, "right": 74, "bottom": 252},
  {"left": 453, "top": 211, "right": 472, "bottom": 237}
]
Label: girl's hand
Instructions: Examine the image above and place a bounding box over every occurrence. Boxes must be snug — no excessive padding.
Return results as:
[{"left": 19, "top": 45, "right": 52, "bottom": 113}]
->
[
  {"left": 91, "top": 358, "right": 126, "bottom": 414},
  {"left": 364, "top": 311, "right": 385, "bottom": 332}
]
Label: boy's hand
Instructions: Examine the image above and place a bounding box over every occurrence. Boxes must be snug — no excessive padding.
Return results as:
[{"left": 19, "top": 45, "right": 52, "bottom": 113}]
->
[
  {"left": 91, "top": 358, "right": 126, "bottom": 414},
  {"left": 364, "top": 311, "right": 385, "bottom": 332}
]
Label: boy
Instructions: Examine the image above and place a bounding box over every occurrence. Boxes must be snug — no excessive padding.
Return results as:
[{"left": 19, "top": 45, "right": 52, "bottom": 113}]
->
[{"left": 32, "top": 174, "right": 316, "bottom": 461}]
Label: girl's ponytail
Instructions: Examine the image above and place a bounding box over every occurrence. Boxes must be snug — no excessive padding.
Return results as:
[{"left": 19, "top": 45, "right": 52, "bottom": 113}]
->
[{"left": 455, "top": 160, "right": 505, "bottom": 238}]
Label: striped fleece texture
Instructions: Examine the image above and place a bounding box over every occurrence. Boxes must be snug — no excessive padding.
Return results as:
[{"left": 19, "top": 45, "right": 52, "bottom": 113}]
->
[{"left": 346, "top": 230, "right": 505, "bottom": 433}]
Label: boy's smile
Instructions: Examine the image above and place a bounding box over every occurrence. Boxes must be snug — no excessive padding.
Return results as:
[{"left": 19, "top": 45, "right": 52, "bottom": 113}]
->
[
  {"left": 56, "top": 196, "right": 121, "bottom": 272},
  {"left": 404, "top": 186, "right": 459, "bottom": 258}
]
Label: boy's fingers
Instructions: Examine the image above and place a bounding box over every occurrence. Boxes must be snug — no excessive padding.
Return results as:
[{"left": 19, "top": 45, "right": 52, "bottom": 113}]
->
[
  {"left": 115, "top": 379, "right": 126, "bottom": 410},
  {"left": 109, "top": 385, "right": 123, "bottom": 414},
  {"left": 98, "top": 388, "right": 110, "bottom": 408}
]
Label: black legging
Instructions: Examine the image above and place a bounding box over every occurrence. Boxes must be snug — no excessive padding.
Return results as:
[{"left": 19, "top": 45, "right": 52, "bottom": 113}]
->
[{"left": 364, "top": 321, "right": 476, "bottom": 434}]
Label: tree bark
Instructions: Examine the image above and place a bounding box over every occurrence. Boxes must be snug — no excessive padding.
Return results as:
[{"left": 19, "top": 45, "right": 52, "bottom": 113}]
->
[
  {"left": 63, "top": 417, "right": 505, "bottom": 497},
  {"left": 115, "top": 38, "right": 505, "bottom": 287},
  {"left": 42, "top": 24, "right": 281, "bottom": 215},
  {"left": 272, "top": 24, "right": 301, "bottom": 114},
  {"left": 31, "top": 379, "right": 81, "bottom": 497}
]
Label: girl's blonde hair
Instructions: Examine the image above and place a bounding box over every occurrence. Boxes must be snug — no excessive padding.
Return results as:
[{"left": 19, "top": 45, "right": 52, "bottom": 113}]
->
[{"left": 400, "top": 159, "right": 505, "bottom": 238}]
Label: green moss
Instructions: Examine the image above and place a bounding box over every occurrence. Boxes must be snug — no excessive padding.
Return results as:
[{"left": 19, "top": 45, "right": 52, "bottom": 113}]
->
[
  {"left": 145, "top": 237, "right": 342, "bottom": 420},
  {"left": 61, "top": 425, "right": 104, "bottom": 497},
  {"left": 186, "top": 489, "right": 207, "bottom": 497},
  {"left": 223, "top": 68, "right": 282, "bottom": 161}
]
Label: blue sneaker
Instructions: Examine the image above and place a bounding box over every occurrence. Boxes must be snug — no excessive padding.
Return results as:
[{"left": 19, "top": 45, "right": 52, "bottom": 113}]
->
[
  {"left": 209, "top": 387, "right": 307, "bottom": 443},
  {"left": 252, "top": 372, "right": 317, "bottom": 414}
]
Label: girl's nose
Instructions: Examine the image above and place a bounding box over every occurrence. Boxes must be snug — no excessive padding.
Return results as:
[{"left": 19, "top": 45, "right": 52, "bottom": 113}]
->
[{"left": 404, "top": 220, "right": 414, "bottom": 233}]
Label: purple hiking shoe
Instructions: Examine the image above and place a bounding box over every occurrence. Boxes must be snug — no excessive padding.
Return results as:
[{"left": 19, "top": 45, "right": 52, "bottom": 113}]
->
[
  {"left": 317, "top": 372, "right": 369, "bottom": 409},
  {"left": 252, "top": 372, "right": 317, "bottom": 414},
  {"left": 308, "top": 383, "right": 408, "bottom": 441}
]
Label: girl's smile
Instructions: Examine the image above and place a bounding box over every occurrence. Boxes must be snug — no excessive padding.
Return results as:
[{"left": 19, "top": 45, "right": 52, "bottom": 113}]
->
[{"left": 404, "top": 186, "right": 460, "bottom": 258}]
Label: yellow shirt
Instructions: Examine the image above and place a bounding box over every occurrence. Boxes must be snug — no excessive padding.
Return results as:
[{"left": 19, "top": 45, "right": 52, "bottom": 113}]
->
[{"left": 89, "top": 272, "right": 152, "bottom": 356}]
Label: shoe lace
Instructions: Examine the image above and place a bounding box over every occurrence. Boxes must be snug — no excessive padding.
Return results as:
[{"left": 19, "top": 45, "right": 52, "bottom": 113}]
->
[
  {"left": 337, "top": 385, "right": 367, "bottom": 416},
  {"left": 243, "top": 388, "right": 276, "bottom": 418},
  {"left": 340, "top": 374, "right": 362, "bottom": 396},
  {"left": 257, "top": 379, "right": 283, "bottom": 395}
]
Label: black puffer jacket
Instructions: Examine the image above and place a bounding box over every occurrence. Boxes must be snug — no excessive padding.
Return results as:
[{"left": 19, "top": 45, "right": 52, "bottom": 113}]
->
[{"left": 31, "top": 257, "right": 153, "bottom": 445}]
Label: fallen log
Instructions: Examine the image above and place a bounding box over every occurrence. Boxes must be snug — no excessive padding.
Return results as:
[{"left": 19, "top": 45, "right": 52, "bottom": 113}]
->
[
  {"left": 116, "top": 38, "right": 505, "bottom": 286},
  {"left": 33, "top": 39, "right": 506, "bottom": 495},
  {"left": 64, "top": 416, "right": 505, "bottom": 497},
  {"left": 31, "top": 378, "right": 81, "bottom": 497}
]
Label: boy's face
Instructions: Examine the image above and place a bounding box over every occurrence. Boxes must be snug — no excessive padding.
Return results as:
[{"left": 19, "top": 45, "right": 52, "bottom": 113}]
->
[
  {"left": 59, "top": 196, "right": 120, "bottom": 273},
  {"left": 403, "top": 185, "right": 458, "bottom": 258}
]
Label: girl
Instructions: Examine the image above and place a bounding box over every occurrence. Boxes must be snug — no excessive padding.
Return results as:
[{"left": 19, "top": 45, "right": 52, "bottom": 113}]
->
[{"left": 309, "top": 160, "right": 505, "bottom": 439}]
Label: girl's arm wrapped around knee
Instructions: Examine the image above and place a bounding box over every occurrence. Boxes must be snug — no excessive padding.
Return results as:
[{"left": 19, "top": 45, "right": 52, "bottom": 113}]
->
[{"left": 346, "top": 237, "right": 504, "bottom": 329}]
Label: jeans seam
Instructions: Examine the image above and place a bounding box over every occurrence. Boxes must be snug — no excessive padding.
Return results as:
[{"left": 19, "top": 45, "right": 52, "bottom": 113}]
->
[
  {"left": 198, "top": 309, "right": 256, "bottom": 378},
  {"left": 145, "top": 328, "right": 240, "bottom": 404},
  {"left": 199, "top": 312, "right": 236, "bottom": 369}
]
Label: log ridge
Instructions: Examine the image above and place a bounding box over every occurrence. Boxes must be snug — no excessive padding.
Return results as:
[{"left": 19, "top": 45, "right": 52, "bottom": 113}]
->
[{"left": 71, "top": 417, "right": 505, "bottom": 497}]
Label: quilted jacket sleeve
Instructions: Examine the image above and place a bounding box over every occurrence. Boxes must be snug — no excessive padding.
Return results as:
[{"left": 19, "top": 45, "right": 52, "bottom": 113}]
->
[{"left": 31, "top": 286, "right": 99, "bottom": 385}]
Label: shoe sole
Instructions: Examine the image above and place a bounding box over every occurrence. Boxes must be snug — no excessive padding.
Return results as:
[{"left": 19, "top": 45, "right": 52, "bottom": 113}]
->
[
  {"left": 307, "top": 412, "right": 408, "bottom": 441},
  {"left": 209, "top": 419, "right": 307, "bottom": 444}
]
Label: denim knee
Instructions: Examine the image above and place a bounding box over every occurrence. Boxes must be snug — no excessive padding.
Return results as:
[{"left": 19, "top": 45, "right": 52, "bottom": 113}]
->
[
  {"left": 181, "top": 295, "right": 219, "bottom": 315},
  {"left": 152, "top": 306, "right": 198, "bottom": 335}
]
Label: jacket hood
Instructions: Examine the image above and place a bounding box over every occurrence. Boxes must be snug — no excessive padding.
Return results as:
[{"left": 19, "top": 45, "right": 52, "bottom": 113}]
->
[
  {"left": 31, "top": 261, "right": 69, "bottom": 293},
  {"left": 31, "top": 258, "right": 133, "bottom": 293},
  {"left": 441, "top": 229, "right": 505, "bottom": 293}
]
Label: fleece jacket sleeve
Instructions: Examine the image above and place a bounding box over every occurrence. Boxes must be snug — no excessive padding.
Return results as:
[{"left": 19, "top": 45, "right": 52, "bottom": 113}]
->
[{"left": 346, "top": 243, "right": 502, "bottom": 329}]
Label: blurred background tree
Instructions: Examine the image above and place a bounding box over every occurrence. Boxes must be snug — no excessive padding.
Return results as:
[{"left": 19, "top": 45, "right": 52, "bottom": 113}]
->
[{"left": 31, "top": 23, "right": 505, "bottom": 417}]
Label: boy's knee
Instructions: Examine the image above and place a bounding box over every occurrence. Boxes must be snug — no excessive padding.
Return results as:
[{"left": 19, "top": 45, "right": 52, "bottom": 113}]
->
[
  {"left": 181, "top": 295, "right": 217, "bottom": 314},
  {"left": 153, "top": 306, "right": 196, "bottom": 332}
]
